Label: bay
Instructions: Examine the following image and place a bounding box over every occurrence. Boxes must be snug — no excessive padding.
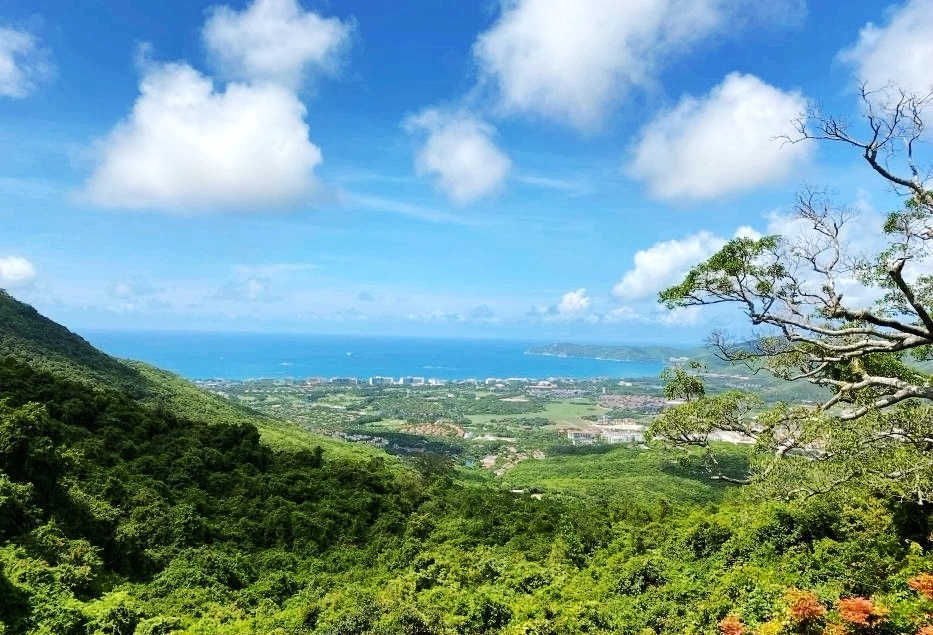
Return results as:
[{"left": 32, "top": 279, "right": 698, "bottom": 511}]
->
[{"left": 81, "top": 331, "right": 668, "bottom": 381}]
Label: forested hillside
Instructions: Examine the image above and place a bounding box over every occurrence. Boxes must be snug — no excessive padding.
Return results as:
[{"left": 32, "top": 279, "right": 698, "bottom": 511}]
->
[
  {"left": 2, "top": 297, "right": 933, "bottom": 633},
  {"left": 0, "top": 290, "right": 269, "bottom": 427}
]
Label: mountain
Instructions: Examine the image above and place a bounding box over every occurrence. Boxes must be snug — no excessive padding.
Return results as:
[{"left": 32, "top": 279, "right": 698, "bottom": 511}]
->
[
  {"left": 0, "top": 291, "right": 927, "bottom": 633},
  {"left": 525, "top": 342, "right": 691, "bottom": 362},
  {"left": 0, "top": 289, "right": 271, "bottom": 427},
  {"left": 0, "top": 315, "right": 421, "bottom": 633},
  {"left": 528, "top": 339, "right": 828, "bottom": 403}
]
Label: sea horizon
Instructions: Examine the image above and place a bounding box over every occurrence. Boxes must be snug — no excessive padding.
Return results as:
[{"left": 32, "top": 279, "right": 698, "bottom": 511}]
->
[{"left": 81, "top": 330, "right": 676, "bottom": 382}]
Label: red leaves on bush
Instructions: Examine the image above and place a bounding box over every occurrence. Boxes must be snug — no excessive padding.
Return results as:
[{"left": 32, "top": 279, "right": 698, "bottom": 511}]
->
[
  {"left": 916, "top": 626, "right": 933, "bottom": 635},
  {"left": 909, "top": 574, "right": 933, "bottom": 600},
  {"left": 718, "top": 614, "right": 745, "bottom": 635},
  {"left": 786, "top": 588, "right": 826, "bottom": 622},
  {"left": 837, "top": 597, "right": 888, "bottom": 626}
]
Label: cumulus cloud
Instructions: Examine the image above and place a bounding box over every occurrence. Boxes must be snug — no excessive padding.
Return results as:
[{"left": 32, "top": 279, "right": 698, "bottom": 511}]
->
[
  {"left": 404, "top": 109, "right": 511, "bottom": 204},
  {"left": 473, "top": 0, "right": 804, "bottom": 130},
  {"left": 628, "top": 73, "right": 811, "bottom": 200},
  {"left": 528, "top": 288, "right": 594, "bottom": 321},
  {"left": 0, "top": 255, "right": 36, "bottom": 287},
  {"left": 0, "top": 26, "right": 52, "bottom": 98},
  {"left": 203, "top": 0, "right": 352, "bottom": 86},
  {"left": 558, "top": 288, "right": 590, "bottom": 315},
  {"left": 83, "top": 62, "right": 322, "bottom": 210},
  {"left": 657, "top": 306, "right": 702, "bottom": 326},
  {"left": 613, "top": 227, "right": 756, "bottom": 301},
  {"left": 838, "top": 0, "right": 933, "bottom": 96},
  {"left": 603, "top": 305, "right": 642, "bottom": 323}
]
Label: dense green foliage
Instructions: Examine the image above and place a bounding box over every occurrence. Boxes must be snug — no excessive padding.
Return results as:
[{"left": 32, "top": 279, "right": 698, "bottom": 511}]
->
[
  {"left": 358, "top": 392, "right": 546, "bottom": 423},
  {"left": 0, "top": 290, "right": 269, "bottom": 429},
  {"left": 3, "top": 354, "right": 933, "bottom": 633},
  {"left": 5, "top": 291, "right": 933, "bottom": 633},
  {"left": 654, "top": 94, "right": 933, "bottom": 504}
]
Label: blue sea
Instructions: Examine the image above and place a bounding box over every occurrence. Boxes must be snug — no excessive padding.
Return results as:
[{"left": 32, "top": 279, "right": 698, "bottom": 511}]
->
[{"left": 81, "top": 331, "right": 667, "bottom": 381}]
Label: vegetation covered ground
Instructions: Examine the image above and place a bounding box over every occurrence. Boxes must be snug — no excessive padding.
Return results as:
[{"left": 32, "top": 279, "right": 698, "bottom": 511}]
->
[{"left": 2, "top": 291, "right": 933, "bottom": 633}]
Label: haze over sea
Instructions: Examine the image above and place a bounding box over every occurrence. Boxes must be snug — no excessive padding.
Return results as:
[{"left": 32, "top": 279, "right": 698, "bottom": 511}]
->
[{"left": 82, "top": 331, "right": 666, "bottom": 381}]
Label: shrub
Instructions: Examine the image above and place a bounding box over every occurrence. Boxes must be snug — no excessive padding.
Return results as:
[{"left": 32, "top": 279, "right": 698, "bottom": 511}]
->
[
  {"left": 718, "top": 614, "right": 744, "bottom": 635},
  {"left": 908, "top": 573, "right": 933, "bottom": 600},
  {"left": 837, "top": 597, "right": 888, "bottom": 626},
  {"left": 785, "top": 588, "right": 826, "bottom": 622}
]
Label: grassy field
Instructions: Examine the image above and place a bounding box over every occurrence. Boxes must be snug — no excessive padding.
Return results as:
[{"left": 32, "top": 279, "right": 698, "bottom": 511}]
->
[
  {"left": 500, "top": 444, "right": 747, "bottom": 506},
  {"left": 258, "top": 418, "right": 401, "bottom": 462},
  {"left": 466, "top": 399, "right": 607, "bottom": 427}
]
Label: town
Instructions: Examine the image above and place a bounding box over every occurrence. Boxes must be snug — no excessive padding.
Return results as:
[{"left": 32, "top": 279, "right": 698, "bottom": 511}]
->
[{"left": 197, "top": 372, "right": 691, "bottom": 477}]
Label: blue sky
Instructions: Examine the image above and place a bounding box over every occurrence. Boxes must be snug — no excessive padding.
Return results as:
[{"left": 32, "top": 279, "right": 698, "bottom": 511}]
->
[{"left": 1, "top": 0, "right": 930, "bottom": 343}]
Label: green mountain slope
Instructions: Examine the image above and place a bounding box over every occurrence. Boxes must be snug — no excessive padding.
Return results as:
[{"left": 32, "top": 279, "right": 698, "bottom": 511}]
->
[
  {"left": 525, "top": 342, "right": 689, "bottom": 362},
  {"left": 0, "top": 290, "right": 145, "bottom": 393},
  {"left": 528, "top": 340, "right": 829, "bottom": 403},
  {"left": 2, "top": 292, "right": 931, "bottom": 633},
  {"left": 0, "top": 290, "right": 382, "bottom": 457},
  {"left": 0, "top": 289, "right": 287, "bottom": 426}
]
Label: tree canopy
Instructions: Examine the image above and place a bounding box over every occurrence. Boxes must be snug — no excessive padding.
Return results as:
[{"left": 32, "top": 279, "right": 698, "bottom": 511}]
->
[{"left": 657, "top": 88, "right": 933, "bottom": 502}]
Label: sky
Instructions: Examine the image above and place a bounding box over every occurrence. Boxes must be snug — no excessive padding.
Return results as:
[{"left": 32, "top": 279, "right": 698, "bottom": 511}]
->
[{"left": 1, "top": 0, "right": 931, "bottom": 344}]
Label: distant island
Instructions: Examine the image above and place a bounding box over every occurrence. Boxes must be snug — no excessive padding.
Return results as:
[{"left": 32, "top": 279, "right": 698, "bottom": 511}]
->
[{"left": 525, "top": 342, "right": 692, "bottom": 362}]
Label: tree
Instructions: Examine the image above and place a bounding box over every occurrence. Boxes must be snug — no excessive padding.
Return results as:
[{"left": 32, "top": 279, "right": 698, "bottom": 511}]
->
[{"left": 657, "top": 87, "right": 933, "bottom": 502}]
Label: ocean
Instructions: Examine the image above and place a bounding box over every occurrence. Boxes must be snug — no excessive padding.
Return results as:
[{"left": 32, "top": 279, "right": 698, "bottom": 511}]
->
[{"left": 81, "top": 331, "right": 667, "bottom": 381}]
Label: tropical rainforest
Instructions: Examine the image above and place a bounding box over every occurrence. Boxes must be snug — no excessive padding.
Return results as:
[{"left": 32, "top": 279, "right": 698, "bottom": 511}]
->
[
  {"left": 2, "top": 283, "right": 933, "bottom": 634},
  {"left": 5, "top": 93, "right": 933, "bottom": 635}
]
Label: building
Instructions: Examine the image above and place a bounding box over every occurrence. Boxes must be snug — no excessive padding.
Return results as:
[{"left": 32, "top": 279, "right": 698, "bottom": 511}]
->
[
  {"left": 369, "top": 376, "right": 396, "bottom": 386},
  {"left": 600, "top": 429, "right": 644, "bottom": 444},
  {"left": 399, "top": 376, "right": 426, "bottom": 386},
  {"left": 527, "top": 386, "right": 589, "bottom": 398},
  {"left": 567, "top": 430, "right": 600, "bottom": 445}
]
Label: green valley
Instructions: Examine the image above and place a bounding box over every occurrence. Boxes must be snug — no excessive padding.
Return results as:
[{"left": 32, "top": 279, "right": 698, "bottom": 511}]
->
[{"left": 2, "top": 291, "right": 933, "bottom": 634}]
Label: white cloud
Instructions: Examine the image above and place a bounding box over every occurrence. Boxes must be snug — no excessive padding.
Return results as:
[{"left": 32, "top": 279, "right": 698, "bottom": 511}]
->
[
  {"left": 613, "top": 227, "right": 756, "bottom": 301},
  {"left": 734, "top": 225, "right": 763, "bottom": 240},
  {"left": 762, "top": 202, "right": 895, "bottom": 306},
  {"left": 601, "top": 303, "right": 701, "bottom": 326},
  {"left": 839, "top": 0, "right": 933, "bottom": 96},
  {"left": 404, "top": 109, "right": 511, "bottom": 204},
  {"left": 603, "top": 305, "right": 641, "bottom": 322},
  {"left": 528, "top": 288, "right": 593, "bottom": 321},
  {"left": 0, "top": 255, "right": 36, "bottom": 287},
  {"left": 657, "top": 306, "right": 701, "bottom": 325},
  {"left": 0, "top": 26, "right": 52, "bottom": 98},
  {"left": 203, "top": 0, "right": 352, "bottom": 86},
  {"left": 628, "top": 73, "right": 811, "bottom": 200},
  {"left": 473, "top": 0, "right": 803, "bottom": 130},
  {"left": 83, "top": 62, "right": 322, "bottom": 210},
  {"left": 558, "top": 288, "right": 590, "bottom": 314},
  {"left": 764, "top": 202, "right": 885, "bottom": 260}
]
